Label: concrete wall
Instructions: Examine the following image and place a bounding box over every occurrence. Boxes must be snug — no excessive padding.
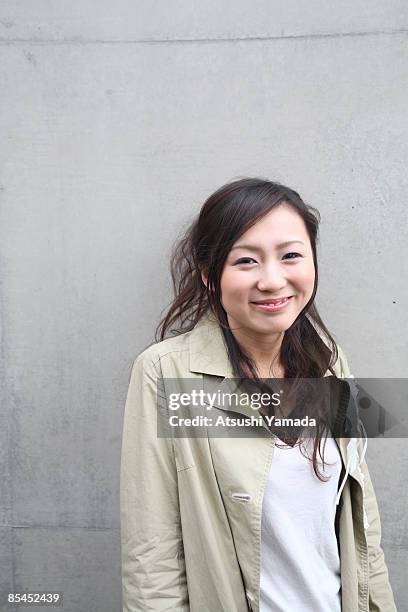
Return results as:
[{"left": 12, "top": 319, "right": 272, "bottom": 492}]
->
[{"left": 1, "top": 2, "right": 407, "bottom": 610}]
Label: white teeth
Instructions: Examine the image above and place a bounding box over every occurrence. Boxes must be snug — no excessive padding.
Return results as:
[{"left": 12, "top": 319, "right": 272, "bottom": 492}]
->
[
  {"left": 262, "top": 299, "right": 287, "bottom": 305},
  {"left": 254, "top": 297, "right": 292, "bottom": 306}
]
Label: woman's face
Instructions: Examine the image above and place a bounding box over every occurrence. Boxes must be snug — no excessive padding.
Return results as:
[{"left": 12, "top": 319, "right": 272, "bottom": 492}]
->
[{"left": 219, "top": 203, "right": 316, "bottom": 337}]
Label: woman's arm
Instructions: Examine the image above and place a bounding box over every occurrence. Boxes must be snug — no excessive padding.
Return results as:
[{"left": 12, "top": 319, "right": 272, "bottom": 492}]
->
[
  {"left": 337, "top": 345, "right": 397, "bottom": 611},
  {"left": 360, "top": 458, "right": 397, "bottom": 611},
  {"left": 120, "top": 353, "right": 190, "bottom": 611}
]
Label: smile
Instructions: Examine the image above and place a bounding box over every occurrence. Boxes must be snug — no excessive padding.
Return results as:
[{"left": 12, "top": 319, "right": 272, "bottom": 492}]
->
[{"left": 251, "top": 296, "right": 293, "bottom": 312}]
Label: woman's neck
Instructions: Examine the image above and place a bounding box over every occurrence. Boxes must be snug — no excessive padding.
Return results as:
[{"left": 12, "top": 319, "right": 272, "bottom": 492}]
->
[{"left": 227, "top": 317, "right": 285, "bottom": 378}]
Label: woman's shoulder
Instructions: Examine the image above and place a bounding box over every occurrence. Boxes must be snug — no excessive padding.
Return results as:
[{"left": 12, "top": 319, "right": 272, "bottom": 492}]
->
[
  {"left": 131, "top": 311, "right": 224, "bottom": 376},
  {"left": 133, "top": 326, "right": 195, "bottom": 370}
]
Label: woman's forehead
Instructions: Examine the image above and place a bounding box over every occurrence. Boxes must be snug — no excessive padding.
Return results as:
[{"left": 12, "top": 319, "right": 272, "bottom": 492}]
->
[{"left": 232, "top": 205, "right": 310, "bottom": 247}]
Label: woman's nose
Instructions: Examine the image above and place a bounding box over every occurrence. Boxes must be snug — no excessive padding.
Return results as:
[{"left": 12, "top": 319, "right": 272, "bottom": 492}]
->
[{"left": 256, "top": 264, "right": 287, "bottom": 292}]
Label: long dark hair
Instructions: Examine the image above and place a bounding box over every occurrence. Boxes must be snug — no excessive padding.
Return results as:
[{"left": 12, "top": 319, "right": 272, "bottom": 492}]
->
[{"left": 156, "top": 177, "right": 341, "bottom": 480}]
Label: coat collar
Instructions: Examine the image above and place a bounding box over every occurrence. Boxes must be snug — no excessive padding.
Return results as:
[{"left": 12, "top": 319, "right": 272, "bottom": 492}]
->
[
  {"left": 188, "top": 310, "right": 339, "bottom": 379},
  {"left": 188, "top": 311, "right": 235, "bottom": 377}
]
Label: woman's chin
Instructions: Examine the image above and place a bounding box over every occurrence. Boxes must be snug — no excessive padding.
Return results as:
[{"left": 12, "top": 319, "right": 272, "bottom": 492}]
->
[{"left": 248, "top": 318, "right": 292, "bottom": 335}]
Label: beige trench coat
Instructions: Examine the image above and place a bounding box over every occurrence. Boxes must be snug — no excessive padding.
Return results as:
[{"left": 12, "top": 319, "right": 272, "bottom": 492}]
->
[{"left": 120, "top": 312, "right": 396, "bottom": 611}]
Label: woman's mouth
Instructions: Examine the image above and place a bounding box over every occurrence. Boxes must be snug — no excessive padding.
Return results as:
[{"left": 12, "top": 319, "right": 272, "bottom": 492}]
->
[{"left": 251, "top": 296, "right": 293, "bottom": 312}]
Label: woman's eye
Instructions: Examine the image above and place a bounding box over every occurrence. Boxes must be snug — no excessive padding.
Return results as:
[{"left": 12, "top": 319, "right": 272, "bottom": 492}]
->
[
  {"left": 234, "top": 257, "right": 256, "bottom": 265},
  {"left": 283, "top": 252, "right": 302, "bottom": 260},
  {"left": 233, "top": 253, "right": 302, "bottom": 265}
]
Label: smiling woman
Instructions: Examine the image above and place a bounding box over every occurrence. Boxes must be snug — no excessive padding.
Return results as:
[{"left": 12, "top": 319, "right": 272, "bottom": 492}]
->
[{"left": 120, "top": 177, "right": 396, "bottom": 612}]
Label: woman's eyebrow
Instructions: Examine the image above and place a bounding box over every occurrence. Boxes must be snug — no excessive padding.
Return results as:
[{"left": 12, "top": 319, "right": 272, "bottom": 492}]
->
[{"left": 230, "top": 240, "right": 305, "bottom": 252}]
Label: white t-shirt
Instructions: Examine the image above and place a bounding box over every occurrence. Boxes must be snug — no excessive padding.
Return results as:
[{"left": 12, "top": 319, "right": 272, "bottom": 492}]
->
[{"left": 260, "top": 433, "right": 342, "bottom": 612}]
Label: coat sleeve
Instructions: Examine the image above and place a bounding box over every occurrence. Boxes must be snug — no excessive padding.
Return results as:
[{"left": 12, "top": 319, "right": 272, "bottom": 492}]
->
[
  {"left": 120, "top": 353, "right": 190, "bottom": 611},
  {"left": 337, "top": 345, "right": 397, "bottom": 611},
  {"left": 360, "top": 459, "right": 397, "bottom": 611}
]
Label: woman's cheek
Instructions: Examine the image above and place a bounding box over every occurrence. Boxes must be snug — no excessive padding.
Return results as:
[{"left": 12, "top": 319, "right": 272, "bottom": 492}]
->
[{"left": 293, "top": 263, "right": 315, "bottom": 284}]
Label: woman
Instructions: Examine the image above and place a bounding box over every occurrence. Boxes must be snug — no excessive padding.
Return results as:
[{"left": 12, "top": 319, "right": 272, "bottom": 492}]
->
[{"left": 120, "top": 178, "right": 396, "bottom": 611}]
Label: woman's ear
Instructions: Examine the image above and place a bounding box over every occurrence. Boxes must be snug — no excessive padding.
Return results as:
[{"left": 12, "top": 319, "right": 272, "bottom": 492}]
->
[{"left": 200, "top": 270, "right": 208, "bottom": 288}]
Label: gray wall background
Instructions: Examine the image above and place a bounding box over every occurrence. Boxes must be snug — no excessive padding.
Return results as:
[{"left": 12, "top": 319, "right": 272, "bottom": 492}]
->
[{"left": 1, "top": 2, "right": 407, "bottom": 611}]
